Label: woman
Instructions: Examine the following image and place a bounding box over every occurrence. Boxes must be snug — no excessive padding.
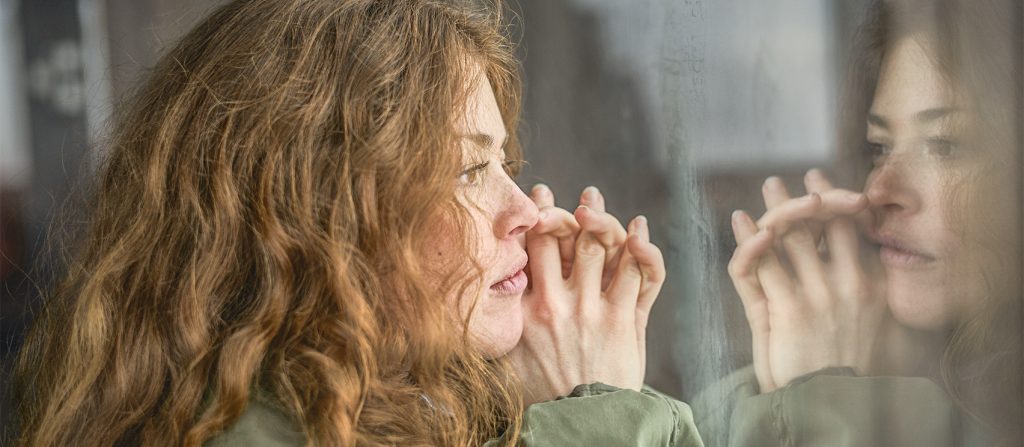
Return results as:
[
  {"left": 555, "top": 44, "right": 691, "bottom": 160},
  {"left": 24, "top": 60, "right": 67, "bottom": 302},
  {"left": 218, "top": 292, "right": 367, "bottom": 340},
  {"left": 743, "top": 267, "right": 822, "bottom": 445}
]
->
[
  {"left": 8, "top": 0, "right": 704, "bottom": 445},
  {"left": 697, "top": 0, "right": 1022, "bottom": 445}
]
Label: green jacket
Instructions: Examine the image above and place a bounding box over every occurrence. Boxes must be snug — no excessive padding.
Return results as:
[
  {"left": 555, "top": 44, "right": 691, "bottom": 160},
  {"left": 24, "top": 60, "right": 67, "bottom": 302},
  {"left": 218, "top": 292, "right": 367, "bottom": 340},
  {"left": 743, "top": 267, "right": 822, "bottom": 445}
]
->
[
  {"left": 692, "top": 365, "right": 992, "bottom": 447},
  {"left": 206, "top": 383, "right": 704, "bottom": 446}
]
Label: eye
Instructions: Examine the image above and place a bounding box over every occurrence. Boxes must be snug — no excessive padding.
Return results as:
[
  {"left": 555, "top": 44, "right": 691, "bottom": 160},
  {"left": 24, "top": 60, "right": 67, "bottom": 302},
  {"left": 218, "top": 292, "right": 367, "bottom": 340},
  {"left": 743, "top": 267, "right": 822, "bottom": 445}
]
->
[
  {"left": 457, "top": 161, "right": 489, "bottom": 186},
  {"left": 865, "top": 141, "right": 890, "bottom": 163},
  {"left": 501, "top": 159, "right": 525, "bottom": 177}
]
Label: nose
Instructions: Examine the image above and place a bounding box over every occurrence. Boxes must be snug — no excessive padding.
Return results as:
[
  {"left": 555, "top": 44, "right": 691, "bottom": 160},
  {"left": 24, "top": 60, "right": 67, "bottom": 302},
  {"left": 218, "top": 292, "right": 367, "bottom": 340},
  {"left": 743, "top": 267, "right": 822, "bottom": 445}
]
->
[
  {"left": 493, "top": 179, "right": 539, "bottom": 239},
  {"left": 864, "top": 154, "right": 920, "bottom": 217}
]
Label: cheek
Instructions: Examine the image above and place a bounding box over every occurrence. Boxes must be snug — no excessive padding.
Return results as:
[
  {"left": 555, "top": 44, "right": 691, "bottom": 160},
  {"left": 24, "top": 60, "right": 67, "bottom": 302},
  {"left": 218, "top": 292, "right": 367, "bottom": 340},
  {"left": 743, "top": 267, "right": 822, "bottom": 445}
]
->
[
  {"left": 886, "top": 282, "right": 959, "bottom": 331},
  {"left": 421, "top": 228, "right": 460, "bottom": 278},
  {"left": 467, "top": 295, "right": 524, "bottom": 358},
  {"left": 889, "top": 177, "right": 1017, "bottom": 329},
  {"left": 459, "top": 191, "right": 506, "bottom": 263},
  {"left": 921, "top": 176, "right": 967, "bottom": 257},
  {"left": 419, "top": 212, "right": 478, "bottom": 309}
]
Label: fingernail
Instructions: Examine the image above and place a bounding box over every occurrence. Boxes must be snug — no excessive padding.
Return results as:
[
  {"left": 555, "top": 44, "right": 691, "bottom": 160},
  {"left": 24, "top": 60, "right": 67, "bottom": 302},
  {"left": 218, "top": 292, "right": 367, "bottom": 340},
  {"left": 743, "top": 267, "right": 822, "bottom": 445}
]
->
[
  {"left": 846, "top": 192, "right": 865, "bottom": 202},
  {"left": 582, "top": 186, "right": 599, "bottom": 203},
  {"left": 576, "top": 204, "right": 590, "bottom": 214},
  {"left": 806, "top": 168, "right": 824, "bottom": 181},
  {"left": 731, "top": 210, "right": 744, "bottom": 227},
  {"left": 532, "top": 183, "right": 551, "bottom": 195},
  {"left": 634, "top": 215, "right": 649, "bottom": 238},
  {"left": 764, "top": 176, "right": 782, "bottom": 189}
]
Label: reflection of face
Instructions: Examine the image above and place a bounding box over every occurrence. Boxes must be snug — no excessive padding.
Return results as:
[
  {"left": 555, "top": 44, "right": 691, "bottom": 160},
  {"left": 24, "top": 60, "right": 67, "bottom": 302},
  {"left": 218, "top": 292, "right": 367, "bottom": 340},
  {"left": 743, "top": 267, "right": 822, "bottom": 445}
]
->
[
  {"left": 865, "top": 37, "right": 1011, "bottom": 330},
  {"left": 423, "top": 69, "right": 538, "bottom": 358}
]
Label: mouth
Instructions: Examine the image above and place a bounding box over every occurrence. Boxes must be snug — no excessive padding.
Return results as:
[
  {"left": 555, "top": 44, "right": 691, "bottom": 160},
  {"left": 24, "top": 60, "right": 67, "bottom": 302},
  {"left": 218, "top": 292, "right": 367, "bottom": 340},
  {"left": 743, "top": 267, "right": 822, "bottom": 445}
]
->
[
  {"left": 870, "top": 232, "right": 937, "bottom": 268},
  {"left": 489, "top": 255, "right": 529, "bottom": 296}
]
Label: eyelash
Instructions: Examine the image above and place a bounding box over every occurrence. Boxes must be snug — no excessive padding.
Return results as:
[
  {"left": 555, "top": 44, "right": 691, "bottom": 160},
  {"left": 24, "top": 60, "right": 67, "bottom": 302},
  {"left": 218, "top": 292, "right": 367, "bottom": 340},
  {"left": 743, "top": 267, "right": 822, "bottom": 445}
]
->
[
  {"left": 502, "top": 159, "right": 524, "bottom": 177},
  {"left": 865, "top": 138, "right": 959, "bottom": 164},
  {"left": 865, "top": 141, "right": 890, "bottom": 163},
  {"left": 456, "top": 159, "right": 526, "bottom": 186},
  {"left": 457, "top": 162, "right": 489, "bottom": 185}
]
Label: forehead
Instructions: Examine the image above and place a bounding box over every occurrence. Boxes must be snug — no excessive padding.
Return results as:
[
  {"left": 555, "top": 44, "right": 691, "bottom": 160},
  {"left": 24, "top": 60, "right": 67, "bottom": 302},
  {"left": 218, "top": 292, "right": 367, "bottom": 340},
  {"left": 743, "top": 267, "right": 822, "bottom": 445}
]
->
[
  {"left": 459, "top": 69, "right": 506, "bottom": 138},
  {"left": 871, "top": 38, "right": 957, "bottom": 119}
]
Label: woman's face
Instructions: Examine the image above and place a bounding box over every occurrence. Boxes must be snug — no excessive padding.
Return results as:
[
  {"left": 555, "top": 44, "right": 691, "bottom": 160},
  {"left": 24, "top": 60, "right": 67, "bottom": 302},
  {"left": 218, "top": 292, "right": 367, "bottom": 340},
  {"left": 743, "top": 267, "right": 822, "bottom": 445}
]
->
[
  {"left": 864, "top": 37, "right": 1013, "bottom": 330},
  {"left": 424, "top": 70, "right": 538, "bottom": 358}
]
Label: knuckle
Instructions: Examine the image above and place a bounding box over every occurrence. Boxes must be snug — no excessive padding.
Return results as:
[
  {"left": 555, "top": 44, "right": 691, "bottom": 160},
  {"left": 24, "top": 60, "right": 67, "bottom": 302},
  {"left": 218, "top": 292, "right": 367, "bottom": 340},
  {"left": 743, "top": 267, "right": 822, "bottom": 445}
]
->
[
  {"left": 576, "top": 238, "right": 606, "bottom": 258},
  {"left": 620, "top": 259, "right": 643, "bottom": 278},
  {"left": 781, "top": 230, "right": 812, "bottom": 247},
  {"left": 532, "top": 297, "right": 568, "bottom": 323},
  {"left": 727, "top": 257, "right": 744, "bottom": 278},
  {"left": 645, "top": 270, "right": 666, "bottom": 285}
]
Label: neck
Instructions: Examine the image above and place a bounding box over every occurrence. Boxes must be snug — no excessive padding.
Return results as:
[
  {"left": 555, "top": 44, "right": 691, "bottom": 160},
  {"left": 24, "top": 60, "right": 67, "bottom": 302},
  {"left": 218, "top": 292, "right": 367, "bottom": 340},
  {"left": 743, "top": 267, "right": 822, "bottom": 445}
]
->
[{"left": 873, "top": 317, "right": 950, "bottom": 377}]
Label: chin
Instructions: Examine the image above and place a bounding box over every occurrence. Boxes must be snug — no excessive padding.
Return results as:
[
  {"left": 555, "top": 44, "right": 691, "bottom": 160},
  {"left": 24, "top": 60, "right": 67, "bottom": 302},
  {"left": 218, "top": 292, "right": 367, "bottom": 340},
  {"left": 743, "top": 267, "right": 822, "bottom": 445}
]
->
[
  {"left": 473, "top": 297, "right": 524, "bottom": 359},
  {"left": 886, "top": 280, "right": 959, "bottom": 331}
]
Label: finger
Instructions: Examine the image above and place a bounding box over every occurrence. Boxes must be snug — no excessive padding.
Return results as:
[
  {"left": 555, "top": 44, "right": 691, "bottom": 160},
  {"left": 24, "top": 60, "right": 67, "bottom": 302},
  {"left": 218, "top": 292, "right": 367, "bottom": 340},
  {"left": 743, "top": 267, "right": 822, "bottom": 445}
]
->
[
  {"left": 579, "top": 186, "right": 619, "bottom": 287},
  {"left": 805, "top": 169, "right": 865, "bottom": 283},
  {"left": 728, "top": 211, "right": 775, "bottom": 312},
  {"left": 757, "top": 175, "right": 827, "bottom": 294},
  {"left": 802, "top": 168, "right": 834, "bottom": 195},
  {"left": 559, "top": 234, "right": 576, "bottom": 278},
  {"left": 769, "top": 193, "right": 831, "bottom": 301},
  {"left": 579, "top": 186, "right": 606, "bottom": 213},
  {"left": 780, "top": 234, "right": 829, "bottom": 297},
  {"left": 532, "top": 185, "right": 578, "bottom": 276},
  {"left": 574, "top": 200, "right": 626, "bottom": 250},
  {"left": 569, "top": 205, "right": 608, "bottom": 297},
  {"left": 628, "top": 232, "right": 660, "bottom": 372},
  {"left": 762, "top": 177, "right": 821, "bottom": 286},
  {"left": 531, "top": 183, "right": 555, "bottom": 209},
  {"left": 802, "top": 169, "right": 831, "bottom": 239},
  {"left": 526, "top": 207, "right": 579, "bottom": 291},
  {"left": 743, "top": 203, "right": 796, "bottom": 304},
  {"left": 727, "top": 210, "right": 777, "bottom": 392},
  {"left": 605, "top": 216, "right": 644, "bottom": 307},
  {"left": 762, "top": 176, "right": 792, "bottom": 209},
  {"left": 756, "top": 189, "right": 867, "bottom": 236},
  {"left": 574, "top": 204, "right": 628, "bottom": 288},
  {"left": 627, "top": 216, "right": 665, "bottom": 316},
  {"left": 531, "top": 206, "right": 580, "bottom": 238}
]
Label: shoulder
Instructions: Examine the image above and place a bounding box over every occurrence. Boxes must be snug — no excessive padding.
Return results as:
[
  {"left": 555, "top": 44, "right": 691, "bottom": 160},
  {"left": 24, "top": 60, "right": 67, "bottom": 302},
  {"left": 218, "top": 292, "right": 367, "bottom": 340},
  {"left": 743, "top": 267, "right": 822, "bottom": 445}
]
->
[
  {"left": 512, "top": 383, "right": 704, "bottom": 447},
  {"left": 204, "top": 400, "right": 307, "bottom": 447},
  {"left": 692, "top": 364, "right": 993, "bottom": 447}
]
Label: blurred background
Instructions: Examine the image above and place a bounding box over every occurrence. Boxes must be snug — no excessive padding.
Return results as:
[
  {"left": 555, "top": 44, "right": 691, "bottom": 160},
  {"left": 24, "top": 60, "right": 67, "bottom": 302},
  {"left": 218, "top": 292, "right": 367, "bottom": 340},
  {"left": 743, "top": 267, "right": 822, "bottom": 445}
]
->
[{"left": 0, "top": 0, "right": 905, "bottom": 427}]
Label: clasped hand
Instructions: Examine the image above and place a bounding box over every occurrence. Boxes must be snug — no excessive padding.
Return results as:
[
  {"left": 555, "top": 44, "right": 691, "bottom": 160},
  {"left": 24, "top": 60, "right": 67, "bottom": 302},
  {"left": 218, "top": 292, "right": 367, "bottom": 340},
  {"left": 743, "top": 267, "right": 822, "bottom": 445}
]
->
[
  {"left": 728, "top": 169, "right": 887, "bottom": 392},
  {"left": 509, "top": 185, "right": 665, "bottom": 406}
]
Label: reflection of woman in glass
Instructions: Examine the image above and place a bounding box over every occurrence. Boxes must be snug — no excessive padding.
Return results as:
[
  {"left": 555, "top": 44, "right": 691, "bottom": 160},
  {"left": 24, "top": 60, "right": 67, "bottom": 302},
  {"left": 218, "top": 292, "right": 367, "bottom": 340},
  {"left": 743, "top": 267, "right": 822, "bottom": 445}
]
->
[
  {"left": 698, "top": 0, "right": 1021, "bottom": 445},
  {"left": 8, "top": 1, "right": 705, "bottom": 446}
]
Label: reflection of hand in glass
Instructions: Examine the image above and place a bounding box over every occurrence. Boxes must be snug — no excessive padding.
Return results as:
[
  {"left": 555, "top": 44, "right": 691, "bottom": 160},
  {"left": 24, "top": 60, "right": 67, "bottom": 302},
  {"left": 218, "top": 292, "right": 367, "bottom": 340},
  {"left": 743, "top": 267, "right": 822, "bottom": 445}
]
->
[
  {"left": 511, "top": 185, "right": 665, "bottom": 405},
  {"left": 727, "top": 169, "right": 882, "bottom": 392}
]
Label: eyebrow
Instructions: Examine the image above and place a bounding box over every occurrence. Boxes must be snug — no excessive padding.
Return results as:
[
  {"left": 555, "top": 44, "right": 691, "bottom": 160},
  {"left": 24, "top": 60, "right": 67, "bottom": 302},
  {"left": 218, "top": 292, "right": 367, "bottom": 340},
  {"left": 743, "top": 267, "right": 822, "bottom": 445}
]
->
[
  {"left": 867, "top": 107, "right": 960, "bottom": 129},
  {"left": 462, "top": 133, "right": 508, "bottom": 150},
  {"left": 915, "top": 107, "right": 959, "bottom": 123}
]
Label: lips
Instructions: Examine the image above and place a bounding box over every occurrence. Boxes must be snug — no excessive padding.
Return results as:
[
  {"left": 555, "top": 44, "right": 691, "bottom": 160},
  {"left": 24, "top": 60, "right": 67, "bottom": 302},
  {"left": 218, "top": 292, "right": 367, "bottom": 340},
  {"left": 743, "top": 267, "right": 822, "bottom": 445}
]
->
[
  {"left": 869, "top": 232, "right": 937, "bottom": 268},
  {"left": 490, "top": 256, "right": 529, "bottom": 296}
]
